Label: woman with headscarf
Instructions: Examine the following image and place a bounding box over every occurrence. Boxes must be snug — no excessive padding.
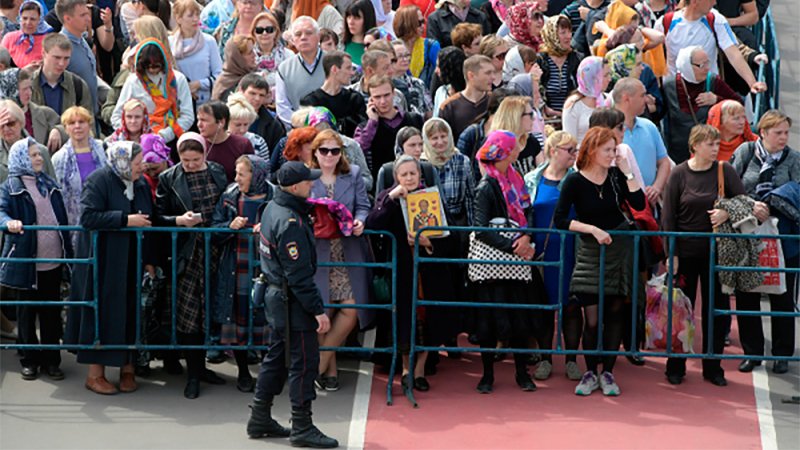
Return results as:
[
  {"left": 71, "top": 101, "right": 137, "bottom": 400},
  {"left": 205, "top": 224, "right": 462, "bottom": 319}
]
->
[
  {"left": 210, "top": 154, "right": 272, "bottom": 393},
  {"left": 472, "top": 130, "right": 539, "bottom": 394},
  {"left": 707, "top": 100, "right": 757, "bottom": 162},
  {"left": 65, "top": 141, "right": 157, "bottom": 395},
  {"left": 139, "top": 133, "right": 172, "bottom": 198},
  {"left": 0, "top": 67, "right": 63, "bottom": 153},
  {"left": 0, "top": 1, "right": 51, "bottom": 68},
  {"left": 562, "top": 56, "right": 610, "bottom": 146},
  {"left": 535, "top": 15, "right": 581, "bottom": 117},
  {"left": 421, "top": 118, "right": 475, "bottom": 227},
  {"left": 112, "top": 38, "right": 194, "bottom": 145},
  {"left": 105, "top": 99, "right": 152, "bottom": 145},
  {"left": 0, "top": 137, "right": 71, "bottom": 382},
  {"left": 604, "top": 43, "right": 663, "bottom": 122},
  {"left": 211, "top": 35, "right": 257, "bottom": 102},
  {"left": 501, "top": 3, "right": 544, "bottom": 83},
  {"left": 663, "top": 46, "right": 741, "bottom": 163}
]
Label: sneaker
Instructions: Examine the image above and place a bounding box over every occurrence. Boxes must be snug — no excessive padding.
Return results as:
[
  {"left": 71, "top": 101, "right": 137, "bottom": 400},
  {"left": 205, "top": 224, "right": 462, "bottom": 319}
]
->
[
  {"left": 323, "top": 376, "right": 340, "bottom": 392},
  {"left": 314, "top": 377, "right": 326, "bottom": 391},
  {"left": 600, "top": 372, "right": 620, "bottom": 396},
  {"left": 565, "top": 361, "right": 582, "bottom": 381},
  {"left": 533, "top": 360, "right": 552, "bottom": 380},
  {"left": 574, "top": 371, "right": 599, "bottom": 396}
]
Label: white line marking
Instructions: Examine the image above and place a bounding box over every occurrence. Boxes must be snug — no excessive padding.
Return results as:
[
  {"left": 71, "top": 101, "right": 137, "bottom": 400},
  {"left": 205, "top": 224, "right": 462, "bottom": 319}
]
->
[
  {"left": 753, "top": 367, "right": 778, "bottom": 450},
  {"left": 347, "top": 328, "right": 376, "bottom": 450}
]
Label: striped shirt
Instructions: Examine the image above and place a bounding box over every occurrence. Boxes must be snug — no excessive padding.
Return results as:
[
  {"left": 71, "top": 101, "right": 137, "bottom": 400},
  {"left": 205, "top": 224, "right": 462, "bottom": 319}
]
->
[{"left": 543, "top": 56, "right": 570, "bottom": 111}]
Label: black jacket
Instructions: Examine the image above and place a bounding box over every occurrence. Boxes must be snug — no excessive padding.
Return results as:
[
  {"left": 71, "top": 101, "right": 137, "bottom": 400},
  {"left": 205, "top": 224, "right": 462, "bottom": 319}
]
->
[
  {"left": 536, "top": 52, "right": 581, "bottom": 107},
  {"left": 259, "top": 188, "right": 324, "bottom": 331},
  {"left": 426, "top": 6, "right": 491, "bottom": 48},
  {"left": 474, "top": 175, "right": 533, "bottom": 253},
  {"left": 249, "top": 107, "right": 287, "bottom": 154}
]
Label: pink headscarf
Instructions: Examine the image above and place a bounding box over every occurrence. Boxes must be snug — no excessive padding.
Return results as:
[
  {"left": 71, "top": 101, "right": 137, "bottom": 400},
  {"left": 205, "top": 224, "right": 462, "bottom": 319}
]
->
[
  {"left": 477, "top": 130, "right": 530, "bottom": 227},
  {"left": 576, "top": 56, "right": 608, "bottom": 106}
]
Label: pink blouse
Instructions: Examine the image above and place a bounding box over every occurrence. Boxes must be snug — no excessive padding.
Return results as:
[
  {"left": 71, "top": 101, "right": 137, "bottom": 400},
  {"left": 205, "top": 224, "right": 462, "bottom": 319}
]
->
[{"left": 0, "top": 31, "right": 46, "bottom": 68}]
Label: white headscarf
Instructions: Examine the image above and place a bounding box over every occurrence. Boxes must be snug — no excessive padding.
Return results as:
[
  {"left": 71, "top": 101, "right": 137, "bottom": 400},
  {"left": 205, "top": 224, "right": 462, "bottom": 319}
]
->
[{"left": 676, "top": 45, "right": 702, "bottom": 84}]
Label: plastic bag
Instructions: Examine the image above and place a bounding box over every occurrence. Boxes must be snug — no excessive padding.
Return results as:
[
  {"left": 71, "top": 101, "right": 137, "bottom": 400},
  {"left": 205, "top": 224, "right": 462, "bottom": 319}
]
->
[
  {"left": 748, "top": 217, "right": 787, "bottom": 295},
  {"left": 644, "top": 273, "right": 695, "bottom": 354}
]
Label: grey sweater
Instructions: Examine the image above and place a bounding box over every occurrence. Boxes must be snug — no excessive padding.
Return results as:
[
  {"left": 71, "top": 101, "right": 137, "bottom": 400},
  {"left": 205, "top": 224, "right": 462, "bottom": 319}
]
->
[{"left": 730, "top": 142, "right": 800, "bottom": 196}]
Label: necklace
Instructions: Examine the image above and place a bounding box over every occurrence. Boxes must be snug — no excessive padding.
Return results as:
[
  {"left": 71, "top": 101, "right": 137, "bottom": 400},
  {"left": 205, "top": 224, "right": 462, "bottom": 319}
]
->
[{"left": 594, "top": 181, "right": 604, "bottom": 200}]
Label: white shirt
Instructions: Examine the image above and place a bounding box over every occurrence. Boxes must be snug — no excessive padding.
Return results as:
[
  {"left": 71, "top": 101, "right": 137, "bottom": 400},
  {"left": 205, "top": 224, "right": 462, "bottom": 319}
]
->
[{"left": 655, "top": 8, "right": 738, "bottom": 77}]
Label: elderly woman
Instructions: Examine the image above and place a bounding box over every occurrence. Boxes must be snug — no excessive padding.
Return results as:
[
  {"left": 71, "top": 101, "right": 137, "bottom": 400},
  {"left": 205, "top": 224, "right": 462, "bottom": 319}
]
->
[
  {"left": 0, "top": 69, "right": 63, "bottom": 153},
  {"left": 523, "top": 130, "right": 579, "bottom": 381},
  {"left": 472, "top": 130, "right": 539, "bottom": 394},
  {"left": 0, "top": 99, "right": 54, "bottom": 182},
  {"left": 0, "top": 137, "right": 71, "bottom": 382},
  {"left": 105, "top": 99, "right": 152, "bottom": 145},
  {"left": 227, "top": 92, "right": 270, "bottom": 160},
  {"left": 707, "top": 100, "right": 757, "bottom": 162},
  {"left": 65, "top": 142, "right": 156, "bottom": 395},
  {"left": 554, "top": 126, "right": 645, "bottom": 396},
  {"left": 112, "top": 38, "right": 194, "bottom": 145},
  {"left": 155, "top": 132, "right": 226, "bottom": 399},
  {"left": 307, "top": 129, "right": 371, "bottom": 391},
  {"left": 215, "top": 0, "right": 264, "bottom": 60},
  {"left": 0, "top": 1, "right": 51, "bottom": 68},
  {"left": 211, "top": 35, "right": 257, "bottom": 102},
  {"left": 730, "top": 110, "right": 800, "bottom": 375},
  {"left": 661, "top": 124, "right": 746, "bottom": 387},
  {"left": 502, "top": 3, "right": 544, "bottom": 82},
  {"left": 489, "top": 96, "right": 541, "bottom": 175},
  {"left": 663, "top": 46, "right": 742, "bottom": 163},
  {"left": 394, "top": 5, "right": 440, "bottom": 87},
  {"left": 210, "top": 154, "right": 272, "bottom": 393},
  {"left": 251, "top": 11, "right": 293, "bottom": 87},
  {"left": 169, "top": 0, "right": 223, "bottom": 107},
  {"left": 51, "top": 106, "right": 106, "bottom": 227},
  {"left": 534, "top": 15, "right": 580, "bottom": 118},
  {"left": 562, "top": 57, "right": 611, "bottom": 146}
]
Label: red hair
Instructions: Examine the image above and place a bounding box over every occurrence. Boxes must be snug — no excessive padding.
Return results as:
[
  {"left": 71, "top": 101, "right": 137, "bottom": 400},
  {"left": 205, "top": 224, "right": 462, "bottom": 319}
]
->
[
  {"left": 283, "top": 126, "right": 319, "bottom": 162},
  {"left": 575, "top": 127, "right": 618, "bottom": 170}
]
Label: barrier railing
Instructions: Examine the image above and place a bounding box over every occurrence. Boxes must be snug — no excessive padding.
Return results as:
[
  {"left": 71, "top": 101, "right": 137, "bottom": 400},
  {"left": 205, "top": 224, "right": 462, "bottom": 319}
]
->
[
  {"left": 407, "top": 225, "right": 800, "bottom": 407},
  {"left": 0, "top": 225, "right": 400, "bottom": 405},
  {"left": 753, "top": 7, "right": 781, "bottom": 123}
]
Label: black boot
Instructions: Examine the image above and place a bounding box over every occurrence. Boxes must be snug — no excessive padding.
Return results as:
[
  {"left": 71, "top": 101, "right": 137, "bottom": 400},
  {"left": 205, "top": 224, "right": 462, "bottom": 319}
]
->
[
  {"left": 246, "top": 398, "right": 291, "bottom": 438},
  {"left": 289, "top": 407, "right": 339, "bottom": 448}
]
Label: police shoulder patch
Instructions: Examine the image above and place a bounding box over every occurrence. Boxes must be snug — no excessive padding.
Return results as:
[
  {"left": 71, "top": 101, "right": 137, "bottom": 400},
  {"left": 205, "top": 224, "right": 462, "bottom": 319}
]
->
[{"left": 286, "top": 242, "right": 299, "bottom": 260}]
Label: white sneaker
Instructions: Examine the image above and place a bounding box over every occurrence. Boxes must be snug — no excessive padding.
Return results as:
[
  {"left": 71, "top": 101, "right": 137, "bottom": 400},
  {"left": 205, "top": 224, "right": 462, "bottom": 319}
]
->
[
  {"left": 565, "top": 361, "right": 582, "bottom": 380},
  {"left": 599, "top": 371, "right": 620, "bottom": 396},
  {"left": 574, "top": 371, "right": 599, "bottom": 396},
  {"left": 534, "top": 360, "right": 552, "bottom": 380}
]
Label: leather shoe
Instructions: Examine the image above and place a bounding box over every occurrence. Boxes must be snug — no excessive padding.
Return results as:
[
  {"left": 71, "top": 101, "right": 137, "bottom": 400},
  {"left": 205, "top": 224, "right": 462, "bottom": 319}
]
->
[
  {"left": 162, "top": 358, "right": 183, "bottom": 375},
  {"left": 21, "top": 366, "right": 38, "bottom": 381},
  {"left": 515, "top": 372, "right": 537, "bottom": 392},
  {"left": 184, "top": 379, "right": 200, "bottom": 399},
  {"left": 626, "top": 355, "right": 646, "bottom": 366},
  {"left": 43, "top": 365, "right": 65, "bottom": 380},
  {"left": 414, "top": 377, "right": 430, "bottom": 391},
  {"left": 476, "top": 376, "right": 494, "bottom": 394},
  {"left": 667, "top": 375, "right": 683, "bottom": 385},
  {"left": 85, "top": 376, "right": 118, "bottom": 395},
  {"left": 738, "top": 359, "right": 762, "bottom": 372},
  {"left": 772, "top": 360, "right": 789, "bottom": 374},
  {"left": 200, "top": 368, "right": 226, "bottom": 385},
  {"left": 119, "top": 372, "right": 137, "bottom": 393},
  {"left": 400, "top": 375, "right": 412, "bottom": 392},
  {"left": 237, "top": 373, "right": 255, "bottom": 392},
  {"left": 704, "top": 375, "right": 728, "bottom": 387}
]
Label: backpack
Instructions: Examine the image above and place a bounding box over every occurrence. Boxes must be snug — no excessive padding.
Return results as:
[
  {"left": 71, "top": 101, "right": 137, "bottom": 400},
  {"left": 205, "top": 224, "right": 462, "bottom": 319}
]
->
[{"left": 662, "top": 10, "right": 718, "bottom": 43}]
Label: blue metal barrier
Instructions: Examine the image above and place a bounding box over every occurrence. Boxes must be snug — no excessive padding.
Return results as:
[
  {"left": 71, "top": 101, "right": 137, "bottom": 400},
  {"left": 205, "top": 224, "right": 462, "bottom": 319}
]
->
[
  {"left": 753, "top": 7, "right": 781, "bottom": 123},
  {"left": 0, "top": 225, "right": 400, "bottom": 405},
  {"left": 406, "top": 225, "right": 800, "bottom": 407}
]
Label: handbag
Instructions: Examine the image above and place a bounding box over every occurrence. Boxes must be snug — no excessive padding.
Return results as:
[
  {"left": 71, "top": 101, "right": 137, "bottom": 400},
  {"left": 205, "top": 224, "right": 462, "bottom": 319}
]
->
[
  {"left": 311, "top": 203, "right": 342, "bottom": 239},
  {"left": 748, "top": 217, "right": 787, "bottom": 294},
  {"left": 468, "top": 218, "right": 532, "bottom": 283},
  {"left": 644, "top": 273, "right": 696, "bottom": 353}
]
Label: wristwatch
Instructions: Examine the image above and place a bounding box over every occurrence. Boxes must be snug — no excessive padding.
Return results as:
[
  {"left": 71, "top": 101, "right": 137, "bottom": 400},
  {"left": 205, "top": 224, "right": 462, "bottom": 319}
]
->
[{"left": 624, "top": 172, "right": 634, "bottom": 181}]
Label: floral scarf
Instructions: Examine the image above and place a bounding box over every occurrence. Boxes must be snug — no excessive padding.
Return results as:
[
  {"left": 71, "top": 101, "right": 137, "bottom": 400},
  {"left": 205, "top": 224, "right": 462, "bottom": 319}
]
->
[
  {"left": 507, "top": 2, "right": 542, "bottom": 50},
  {"left": 577, "top": 56, "right": 607, "bottom": 106},
  {"left": 540, "top": 15, "right": 570, "bottom": 57},
  {"left": 305, "top": 106, "right": 338, "bottom": 129},
  {"left": 15, "top": 1, "right": 51, "bottom": 54},
  {"left": 421, "top": 118, "right": 456, "bottom": 168},
  {"left": 134, "top": 39, "right": 181, "bottom": 136},
  {"left": 107, "top": 99, "right": 152, "bottom": 143},
  {"left": 0, "top": 68, "right": 20, "bottom": 103},
  {"left": 245, "top": 154, "right": 270, "bottom": 196},
  {"left": 140, "top": 133, "right": 172, "bottom": 166},
  {"left": 605, "top": 44, "right": 638, "bottom": 83},
  {"left": 477, "top": 130, "right": 530, "bottom": 227},
  {"left": 52, "top": 138, "right": 106, "bottom": 225},
  {"left": 106, "top": 141, "right": 138, "bottom": 201},
  {"left": 307, "top": 197, "right": 355, "bottom": 236},
  {"left": 8, "top": 137, "right": 55, "bottom": 196}
]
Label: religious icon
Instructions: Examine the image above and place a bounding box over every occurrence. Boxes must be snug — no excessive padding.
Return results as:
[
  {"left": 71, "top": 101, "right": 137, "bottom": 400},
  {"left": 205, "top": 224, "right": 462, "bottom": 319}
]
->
[{"left": 401, "top": 186, "right": 449, "bottom": 238}]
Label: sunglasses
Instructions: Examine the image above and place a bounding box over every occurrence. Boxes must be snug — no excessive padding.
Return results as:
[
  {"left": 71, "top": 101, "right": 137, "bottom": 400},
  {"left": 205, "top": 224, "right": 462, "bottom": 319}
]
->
[
  {"left": 558, "top": 145, "right": 578, "bottom": 155},
  {"left": 494, "top": 51, "right": 508, "bottom": 60},
  {"left": 317, "top": 147, "right": 341, "bottom": 156},
  {"left": 254, "top": 25, "right": 275, "bottom": 34}
]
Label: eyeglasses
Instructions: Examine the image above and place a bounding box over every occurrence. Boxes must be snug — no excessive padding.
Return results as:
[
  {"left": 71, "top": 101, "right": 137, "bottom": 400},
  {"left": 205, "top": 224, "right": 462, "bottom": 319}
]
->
[
  {"left": 396, "top": 54, "right": 411, "bottom": 60},
  {"left": 417, "top": 19, "right": 425, "bottom": 26},
  {"left": 0, "top": 120, "right": 18, "bottom": 128},
  {"left": 493, "top": 51, "right": 508, "bottom": 60},
  {"left": 147, "top": 64, "right": 163, "bottom": 71},
  {"left": 521, "top": 111, "right": 534, "bottom": 118},
  {"left": 317, "top": 147, "right": 342, "bottom": 156},
  {"left": 254, "top": 26, "right": 275, "bottom": 34},
  {"left": 691, "top": 60, "right": 710, "bottom": 69},
  {"left": 557, "top": 145, "right": 578, "bottom": 155}
]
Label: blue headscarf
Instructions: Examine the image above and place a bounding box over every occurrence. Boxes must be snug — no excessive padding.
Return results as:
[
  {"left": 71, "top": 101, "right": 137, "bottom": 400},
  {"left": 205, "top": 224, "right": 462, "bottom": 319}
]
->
[
  {"left": 8, "top": 137, "right": 56, "bottom": 196},
  {"left": 245, "top": 155, "right": 270, "bottom": 196},
  {"left": 16, "top": 1, "right": 52, "bottom": 54}
]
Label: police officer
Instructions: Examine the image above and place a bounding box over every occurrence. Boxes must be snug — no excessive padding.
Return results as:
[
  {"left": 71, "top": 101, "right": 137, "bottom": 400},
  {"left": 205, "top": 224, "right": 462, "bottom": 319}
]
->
[{"left": 246, "top": 161, "right": 338, "bottom": 449}]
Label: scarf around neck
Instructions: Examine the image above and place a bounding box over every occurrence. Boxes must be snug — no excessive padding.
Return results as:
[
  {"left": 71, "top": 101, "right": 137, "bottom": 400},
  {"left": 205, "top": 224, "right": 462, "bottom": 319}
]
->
[
  {"left": 421, "top": 118, "right": 456, "bottom": 168},
  {"left": 16, "top": 1, "right": 51, "bottom": 54},
  {"left": 753, "top": 139, "right": 789, "bottom": 200},
  {"left": 171, "top": 29, "right": 206, "bottom": 60},
  {"left": 477, "top": 130, "right": 530, "bottom": 227},
  {"left": 8, "top": 137, "right": 54, "bottom": 196}
]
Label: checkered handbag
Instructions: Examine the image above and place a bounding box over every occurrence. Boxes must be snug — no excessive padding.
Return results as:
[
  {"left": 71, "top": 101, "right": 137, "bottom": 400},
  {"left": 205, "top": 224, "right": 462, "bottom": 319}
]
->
[{"left": 468, "top": 229, "right": 532, "bottom": 283}]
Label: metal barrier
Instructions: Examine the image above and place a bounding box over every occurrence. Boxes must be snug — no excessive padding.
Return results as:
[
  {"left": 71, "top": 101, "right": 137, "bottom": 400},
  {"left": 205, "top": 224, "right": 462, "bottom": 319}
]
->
[
  {"left": 0, "top": 225, "right": 400, "bottom": 405},
  {"left": 407, "top": 225, "right": 800, "bottom": 407},
  {"left": 753, "top": 7, "right": 781, "bottom": 123}
]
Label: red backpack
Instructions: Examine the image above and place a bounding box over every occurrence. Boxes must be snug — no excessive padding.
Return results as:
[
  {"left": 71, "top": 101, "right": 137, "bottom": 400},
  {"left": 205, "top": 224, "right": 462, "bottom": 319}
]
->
[{"left": 662, "top": 10, "right": 718, "bottom": 43}]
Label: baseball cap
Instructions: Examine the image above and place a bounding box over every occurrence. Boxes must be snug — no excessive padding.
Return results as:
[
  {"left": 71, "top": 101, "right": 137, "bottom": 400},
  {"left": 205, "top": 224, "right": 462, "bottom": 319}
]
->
[{"left": 276, "top": 161, "right": 321, "bottom": 187}]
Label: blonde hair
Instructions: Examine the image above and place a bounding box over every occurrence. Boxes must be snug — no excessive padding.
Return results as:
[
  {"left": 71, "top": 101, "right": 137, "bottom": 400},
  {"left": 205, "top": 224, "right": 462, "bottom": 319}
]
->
[
  {"left": 688, "top": 124, "right": 720, "bottom": 154},
  {"left": 133, "top": 16, "right": 175, "bottom": 64},
  {"left": 122, "top": 98, "right": 147, "bottom": 114},
  {"left": 227, "top": 92, "right": 258, "bottom": 124},
  {"left": 291, "top": 107, "right": 313, "bottom": 128},
  {"left": 720, "top": 99, "right": 746, "bottom": 122},
  {"left": 172, "top": 0, "right": 202, "bottom": 24},
  {"left": 479, "top": 34, "right": 506, "bottom": 59},
  {"left": 757, "top": 109, "right": 792, "bottom": 132},
  {"left": 61, "top": 105, "right": 93, "bottom": 126},
  {"left": 489, "top": 96, "right": 530, "bottom": 150},
  {"left": 544, "top": 130, "right": 577, "bottom": 160}
]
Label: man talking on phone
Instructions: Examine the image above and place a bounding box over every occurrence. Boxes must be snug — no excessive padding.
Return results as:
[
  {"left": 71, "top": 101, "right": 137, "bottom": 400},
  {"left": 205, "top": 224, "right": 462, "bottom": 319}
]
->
[{"left": 247, "top": 161, "right": 338, "bottom": 448}]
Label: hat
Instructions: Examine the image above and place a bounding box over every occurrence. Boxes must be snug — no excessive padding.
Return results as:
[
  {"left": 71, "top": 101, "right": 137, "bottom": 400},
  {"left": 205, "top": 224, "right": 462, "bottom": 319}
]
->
[
  {"left": 177, "top": 131, "right": 207, "bottom": 153},
  {"left": 276, "top": 161, "right": 321, "bottom": 187}
]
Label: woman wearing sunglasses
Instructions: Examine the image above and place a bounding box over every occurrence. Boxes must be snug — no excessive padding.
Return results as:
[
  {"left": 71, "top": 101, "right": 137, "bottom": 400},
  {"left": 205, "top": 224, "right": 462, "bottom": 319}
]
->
[
  {"left": 308, "top": 129, "right": 372, "bottom": 391},
  {"left": 250, "top": 11, "right": 293, "bottom": 87},
  {"left": 169, "top": 0, "right": 223, "bottom": 107}
]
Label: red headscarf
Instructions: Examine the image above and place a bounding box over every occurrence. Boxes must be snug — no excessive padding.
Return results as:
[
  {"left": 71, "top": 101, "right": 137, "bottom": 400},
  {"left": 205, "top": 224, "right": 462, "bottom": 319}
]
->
[
  {"left": 507, "top": 2, "right": 542, "bottom": 50},
  {"left": 707, "top": 101, "right": 757, "bottom": 162}
]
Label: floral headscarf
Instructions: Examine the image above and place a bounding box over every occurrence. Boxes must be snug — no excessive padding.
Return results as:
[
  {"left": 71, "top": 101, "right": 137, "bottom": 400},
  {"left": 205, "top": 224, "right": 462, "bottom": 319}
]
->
[
  {"left": 0, "top": 68, "right": 21, "bottom": 103},
  {"left": 16, "top": 1, "right": 52, "bottom": 54},
  {"left": 107, "top": 98, "right": 152, "bottom": 143},
  {"left": 477, "top": 130, "right": 530, "bottom": 227},
  {"left": 605, "top": 44, "right": 639, "bottom": 83},
  {"left": 244, "top": 154, "right": 271, "bottom": 196},
  {"left": 675, "top": 45, "right": 702, "bottom": 84},
  {"left": 507, "top": 2, "right": 542, "bottom": 50},
  {"left": 106, "top": 141, "right": 141, "bottom": 200},
  {"left": 134, "top": 39, "right": 182, "bottom": 136},
  {"left": 540, "top": 15, "right": 571, "bottom": 58},
  {"left": 8, "top": 137, "right": 55, "bottom": 196},
  {"left": 421, "top": 118, "right": 456, "bottom": 168},
  {"left": 140, "top": 133, "right": 172, "bottom": 166},
  {"left": 577, "top": 56, "right": 607, "bottom": 105},
  {"left": 305, "top": 106, "right": 338, "bottom": 129}
]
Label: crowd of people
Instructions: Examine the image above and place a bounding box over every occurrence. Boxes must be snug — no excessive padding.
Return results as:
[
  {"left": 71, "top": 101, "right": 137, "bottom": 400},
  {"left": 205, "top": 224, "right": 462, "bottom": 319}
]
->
[{"left": 0, "top": 0, "right": 797, "bottom": 407}]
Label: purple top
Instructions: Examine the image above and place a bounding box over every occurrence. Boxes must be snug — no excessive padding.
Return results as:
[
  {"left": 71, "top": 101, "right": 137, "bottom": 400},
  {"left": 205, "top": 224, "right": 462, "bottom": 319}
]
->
[{"left": 75, "top": 151, "right": 97, "bottom": 183}]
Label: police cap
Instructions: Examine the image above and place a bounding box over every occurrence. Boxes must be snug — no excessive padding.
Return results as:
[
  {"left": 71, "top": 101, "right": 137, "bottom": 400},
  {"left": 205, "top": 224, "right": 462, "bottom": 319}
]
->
[{"left": 276, "top": 161, "right": 322, "bottom": 187}]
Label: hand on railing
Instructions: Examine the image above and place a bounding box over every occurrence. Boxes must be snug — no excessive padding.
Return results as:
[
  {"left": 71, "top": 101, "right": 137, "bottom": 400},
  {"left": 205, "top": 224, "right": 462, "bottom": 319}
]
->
[
  {"left": 5, "top": 220, "right": 23, "bottom": 234},
  {"left": 749, "top": 81, "right": 767, "bottom": 94},
  {"left": 591, "top": 226, "right": 612, "bottom": 245},
  {"left": 229, "top": 216, "right": 248, "bottom": 230},
  {"left": 176, "top": 211, "right": 203, "bottom": 227},
  {"left": 127, "top": 214, "right": 151, "bottom": 227},
  {"left": 754, "top": 53, "right": 769, "bottom": 65}
]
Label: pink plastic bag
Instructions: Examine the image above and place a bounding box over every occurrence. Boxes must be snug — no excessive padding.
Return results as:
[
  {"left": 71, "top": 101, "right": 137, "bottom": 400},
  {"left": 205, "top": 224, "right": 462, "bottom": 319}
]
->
[{"left": 645, "top": 274, "right": 695, "bottom": 354}]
